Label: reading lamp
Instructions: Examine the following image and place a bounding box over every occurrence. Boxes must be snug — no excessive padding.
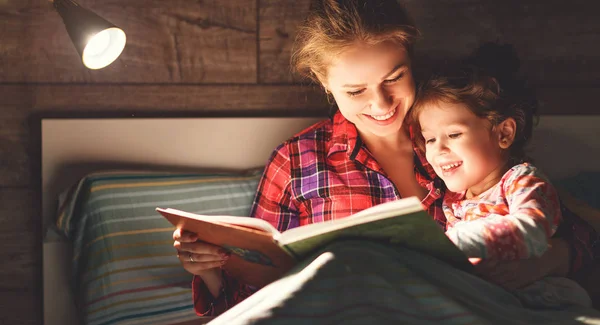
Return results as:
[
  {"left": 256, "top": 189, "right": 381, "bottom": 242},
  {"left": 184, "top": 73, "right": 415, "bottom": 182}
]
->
[{"left": 53, "top": 0, "right": 126, "bottom": 69}]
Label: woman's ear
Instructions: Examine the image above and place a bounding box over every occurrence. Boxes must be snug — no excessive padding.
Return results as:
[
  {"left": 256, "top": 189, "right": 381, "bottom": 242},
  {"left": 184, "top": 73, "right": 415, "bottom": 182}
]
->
[{"left": 497, "top": 118, "right": 517, "bottom": 149}]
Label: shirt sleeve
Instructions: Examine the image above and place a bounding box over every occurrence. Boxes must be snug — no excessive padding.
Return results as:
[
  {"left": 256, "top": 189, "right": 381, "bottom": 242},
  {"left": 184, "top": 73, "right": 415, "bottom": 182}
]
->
[
  {"left": 192, "top": 270, "right": 256, "bottom": 316},
  {"left": 420, "top": 179, "right": 447, "bottom": 229},
  {"left": 192, "top": 143, "right": 300, "bottom": 316},
  {"left": 249, "top": 143, "right": 300, "bottom": 231},
  {"left": 445, "top": 165, "right": 562, "bottom": 260}
]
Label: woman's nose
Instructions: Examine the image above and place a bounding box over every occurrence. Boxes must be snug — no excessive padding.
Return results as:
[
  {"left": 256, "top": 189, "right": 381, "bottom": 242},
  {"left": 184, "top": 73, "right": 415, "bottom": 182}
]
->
[{"left": 370, "top": 87, "right": 393, "bottom": 113}]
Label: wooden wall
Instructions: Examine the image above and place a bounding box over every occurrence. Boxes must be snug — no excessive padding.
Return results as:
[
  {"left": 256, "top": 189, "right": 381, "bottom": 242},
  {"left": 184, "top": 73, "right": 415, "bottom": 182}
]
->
[{"left": 0, "top": 0, "right": 598, "bottom": 323}]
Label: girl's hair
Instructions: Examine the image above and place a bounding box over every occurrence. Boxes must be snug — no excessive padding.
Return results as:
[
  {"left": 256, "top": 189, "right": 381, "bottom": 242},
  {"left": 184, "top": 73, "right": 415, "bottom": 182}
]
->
[
  {"left": 291, "top": 0, "right": 419, "bottom": 85},
  {"left": 410, "top": 44, "right": 538, "bottom": 163}
]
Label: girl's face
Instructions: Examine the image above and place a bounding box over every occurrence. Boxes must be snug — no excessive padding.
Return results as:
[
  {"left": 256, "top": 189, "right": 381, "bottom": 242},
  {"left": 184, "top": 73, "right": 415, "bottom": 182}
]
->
[
  {"left": 324, "top": 42, "right": 415, "bottom": 140},
  {"left": 419, "top": 102, "right": 508, "bottom": 198}
]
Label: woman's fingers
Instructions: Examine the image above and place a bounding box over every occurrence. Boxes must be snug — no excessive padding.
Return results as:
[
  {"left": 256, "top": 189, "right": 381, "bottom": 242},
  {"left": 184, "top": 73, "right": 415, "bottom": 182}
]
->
[
  {"left": 178, "top": 251, "right": 226, "bottom": 264},
  {"left": 177, "top": 251, "right": 228, "bottom": 274},
  {"left": 172, "top": 230, "right": 231, "bottom": 276},
  {"left": 178, "top": 241, "right": 229, "bottom": 257},
  {"left": 173, "top": 228, "right": 198, "bottom": 242}
]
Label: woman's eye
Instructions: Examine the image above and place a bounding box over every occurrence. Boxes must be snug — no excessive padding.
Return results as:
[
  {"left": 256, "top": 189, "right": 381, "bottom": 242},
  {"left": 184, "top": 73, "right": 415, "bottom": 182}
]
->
[
  {"left": 384, "top": 72, "right": 405, "bottom": 84},
  {"left": 425, "top": 138, "right": 435, "bottom": 145},
  {"left": 449, "top": 133, "right": 462, "bottom": 139},
  {"left": 347, "top": 89, "right": 365, "bottom": 97}
]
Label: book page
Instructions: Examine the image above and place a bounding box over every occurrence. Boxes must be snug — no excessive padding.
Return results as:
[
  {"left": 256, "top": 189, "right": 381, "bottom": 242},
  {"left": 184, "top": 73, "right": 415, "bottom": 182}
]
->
[
  {"left": 159, "top": 208, "right": 280, "bottom": 235},
  {"left": 273, "top": 198, "right": 471, "bottom": 271}
]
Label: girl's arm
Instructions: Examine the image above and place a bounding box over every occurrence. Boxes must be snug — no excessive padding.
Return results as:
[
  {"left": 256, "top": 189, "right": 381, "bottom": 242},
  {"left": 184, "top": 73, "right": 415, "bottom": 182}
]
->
[
  {"left": 446, "top": 164, "right": 561, "bottom": 260},
  {"left": 474, "top": 202, "right": 599, "bottom": 289},
  {"left": 473, "top": 237, "right": 570, "bottom": 289},
  {"left": 192, "top": 143, "right": 300, "bottom": 316}
]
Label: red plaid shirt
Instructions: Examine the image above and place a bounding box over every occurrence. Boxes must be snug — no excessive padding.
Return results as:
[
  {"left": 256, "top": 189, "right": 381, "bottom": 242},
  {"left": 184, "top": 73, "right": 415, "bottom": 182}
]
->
[{"left": 192, "top": 112, "right": 598, "bottom": 316}]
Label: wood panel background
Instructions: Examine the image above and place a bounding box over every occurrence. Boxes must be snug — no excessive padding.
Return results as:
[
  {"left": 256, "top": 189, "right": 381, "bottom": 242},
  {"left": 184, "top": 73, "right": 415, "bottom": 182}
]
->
[{"left": 0, "top": 0, "right": 598, "bottom": 323}]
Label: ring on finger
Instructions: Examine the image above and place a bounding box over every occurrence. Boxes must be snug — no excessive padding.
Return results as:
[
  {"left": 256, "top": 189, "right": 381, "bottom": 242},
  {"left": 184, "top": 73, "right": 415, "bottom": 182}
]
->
[{"left": 189, "top": 253, "right": 195, "bottom": 263}]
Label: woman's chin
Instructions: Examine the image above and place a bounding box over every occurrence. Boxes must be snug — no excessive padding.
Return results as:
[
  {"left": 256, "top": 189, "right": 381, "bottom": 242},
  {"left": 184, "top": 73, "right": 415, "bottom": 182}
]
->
[{"left": 365, "top": 117, "right": 405, "bottom": 137}]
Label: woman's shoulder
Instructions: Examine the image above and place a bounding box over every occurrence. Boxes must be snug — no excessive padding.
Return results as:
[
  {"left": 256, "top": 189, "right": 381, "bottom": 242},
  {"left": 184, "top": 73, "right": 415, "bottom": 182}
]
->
[{"left": 272, "top": 118, "right": 334, "bottom": 153}]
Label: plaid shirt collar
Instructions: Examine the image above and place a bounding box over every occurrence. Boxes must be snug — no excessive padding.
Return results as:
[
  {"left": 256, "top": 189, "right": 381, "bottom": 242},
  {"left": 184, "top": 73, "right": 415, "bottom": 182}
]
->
[
  {"left": 328, "top": 110, "right": 437, "bottom": 184},
  {"left": 328, "top": 111, "right": 355, "bottom": 157}
]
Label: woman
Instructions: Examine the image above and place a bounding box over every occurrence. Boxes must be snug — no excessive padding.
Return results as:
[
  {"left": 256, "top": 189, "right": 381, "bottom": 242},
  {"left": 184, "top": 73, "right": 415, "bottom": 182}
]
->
[{"left": 173, "top": 0, "right": 598, "bottom": 316}]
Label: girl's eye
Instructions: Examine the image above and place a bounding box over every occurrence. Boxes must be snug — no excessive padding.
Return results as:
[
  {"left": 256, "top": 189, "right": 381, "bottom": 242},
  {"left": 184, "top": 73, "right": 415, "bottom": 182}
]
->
[
  {"left": 425, "top": 138, "right": 435, "bottom": 145},
  {"left": 347, "top": 89, "right": 365, "bottom": 97},
  {"left": 449, "top": 133, "right": 462, "bottom": 139},
  {"left": 384, "top": 72, "right": 405, "bottom": 84}
]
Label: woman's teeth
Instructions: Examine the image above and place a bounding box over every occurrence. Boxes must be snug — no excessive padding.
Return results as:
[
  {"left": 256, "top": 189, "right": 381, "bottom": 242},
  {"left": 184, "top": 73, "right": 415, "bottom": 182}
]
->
[
  {"left": 441, "top": 162, "right": 462, "bottom": 171},
  {"left": 370, "top": 109, "right": 396, "bottom": 121}
]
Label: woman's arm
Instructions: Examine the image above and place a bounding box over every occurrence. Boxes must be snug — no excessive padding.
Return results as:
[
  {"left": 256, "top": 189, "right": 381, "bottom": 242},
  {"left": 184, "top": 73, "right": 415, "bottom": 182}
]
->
[
  {"left": 248, "top": 143, "right": 300, "bottom": 231},
  {"left": 190, "top": 142, "right": 300, "bottom": 316}
]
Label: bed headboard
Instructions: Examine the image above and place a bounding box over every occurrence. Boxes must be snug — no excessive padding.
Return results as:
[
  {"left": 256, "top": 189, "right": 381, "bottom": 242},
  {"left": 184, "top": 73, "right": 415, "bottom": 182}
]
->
[{"left": 41, "top": 117, "right": 323, "bottom": 231}]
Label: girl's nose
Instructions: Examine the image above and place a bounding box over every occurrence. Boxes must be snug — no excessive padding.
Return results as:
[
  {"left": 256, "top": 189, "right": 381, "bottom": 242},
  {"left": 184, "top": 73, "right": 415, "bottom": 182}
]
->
[{"left": 433, "top": 138, "right": 449, "bottom": 154}]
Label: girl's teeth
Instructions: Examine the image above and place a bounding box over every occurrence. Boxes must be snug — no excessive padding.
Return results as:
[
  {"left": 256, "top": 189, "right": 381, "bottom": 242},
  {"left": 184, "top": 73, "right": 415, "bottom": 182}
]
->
[
  {"left": 371, "top": 109, "right": 395, "bottom": 121},
  {"left": 441, "top": 162, "right": 461, "bottom": 170}
]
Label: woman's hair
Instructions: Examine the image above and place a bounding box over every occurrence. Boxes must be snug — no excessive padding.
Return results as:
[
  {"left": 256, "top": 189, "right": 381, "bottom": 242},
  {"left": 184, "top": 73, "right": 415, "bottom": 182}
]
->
[
  {"left": 291, "top": 0, "right": 419, "bottom": 85},
  {"left": 410, "top": 43, "right": 538, "bottom": 164}
]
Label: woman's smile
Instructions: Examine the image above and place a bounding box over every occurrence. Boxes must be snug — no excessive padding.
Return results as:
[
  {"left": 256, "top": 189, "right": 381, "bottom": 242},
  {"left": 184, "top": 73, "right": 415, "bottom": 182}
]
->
[{"left": 364, "top": 107, "right": 398, "bottom": 125}]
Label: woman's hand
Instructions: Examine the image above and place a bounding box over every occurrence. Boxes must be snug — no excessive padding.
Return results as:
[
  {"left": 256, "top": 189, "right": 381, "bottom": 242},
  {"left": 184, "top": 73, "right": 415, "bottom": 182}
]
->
[
  {"left": 173, "top": 228, "right": 230, "bottom": 297},
  {"left": 473, "top": 238, "right": 570, "bottom": 290},
  {"left": 173, "top": 228, "right": 230, "bottom": 275}
]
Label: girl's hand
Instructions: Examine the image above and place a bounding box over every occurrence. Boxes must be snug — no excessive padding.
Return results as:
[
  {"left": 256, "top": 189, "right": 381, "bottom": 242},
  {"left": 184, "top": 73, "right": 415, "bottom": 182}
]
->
[
  {"left": 472, "top": 238, "right": 570, "bottom": 290},
  {"left": 473, "top": 258, "right": 548, "bottom": 290},
  {"left": 173, "top": 228, "right": 230, "bottom": 276}
]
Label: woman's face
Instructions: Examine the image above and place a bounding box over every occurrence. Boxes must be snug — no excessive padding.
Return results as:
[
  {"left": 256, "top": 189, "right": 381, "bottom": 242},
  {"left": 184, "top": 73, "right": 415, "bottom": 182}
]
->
[{"left": 324, "top": 42, "right": 415, "bottom": 139}]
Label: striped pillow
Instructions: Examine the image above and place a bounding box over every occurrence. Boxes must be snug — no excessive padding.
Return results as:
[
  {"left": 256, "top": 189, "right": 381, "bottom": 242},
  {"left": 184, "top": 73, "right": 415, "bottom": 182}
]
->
[{"left": 55, "top": 170, "right": 262, "bottom": 325}]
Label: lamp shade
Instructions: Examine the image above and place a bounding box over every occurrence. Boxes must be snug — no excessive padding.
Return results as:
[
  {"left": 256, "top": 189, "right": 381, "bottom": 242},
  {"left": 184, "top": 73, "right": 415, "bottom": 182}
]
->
[{"left": 54, "top": 0, "right": 126, "bottom": 69}]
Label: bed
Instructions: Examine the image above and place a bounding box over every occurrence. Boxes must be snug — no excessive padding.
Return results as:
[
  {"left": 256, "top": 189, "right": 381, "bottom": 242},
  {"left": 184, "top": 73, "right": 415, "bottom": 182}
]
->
[{"left": 42, "top": 116, "right": 600, "bottom": 325}]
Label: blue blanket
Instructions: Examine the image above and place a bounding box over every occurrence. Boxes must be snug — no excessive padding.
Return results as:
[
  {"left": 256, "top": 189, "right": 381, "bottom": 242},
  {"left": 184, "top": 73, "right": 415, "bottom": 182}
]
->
[{"left": 209, "top": 240, "right": 600, "bottom": 325}]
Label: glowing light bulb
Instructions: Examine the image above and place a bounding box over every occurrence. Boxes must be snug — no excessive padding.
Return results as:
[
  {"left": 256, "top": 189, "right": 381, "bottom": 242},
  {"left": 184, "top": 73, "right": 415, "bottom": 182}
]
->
[{"left": 82, "top": 27, "right": 126, "bottom": 69}]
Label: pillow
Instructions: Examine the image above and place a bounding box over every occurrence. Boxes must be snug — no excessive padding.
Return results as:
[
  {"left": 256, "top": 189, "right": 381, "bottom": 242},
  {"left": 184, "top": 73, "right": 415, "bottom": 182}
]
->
[{"left": 55, "top": 170, "right": 262, "bottom": 325}]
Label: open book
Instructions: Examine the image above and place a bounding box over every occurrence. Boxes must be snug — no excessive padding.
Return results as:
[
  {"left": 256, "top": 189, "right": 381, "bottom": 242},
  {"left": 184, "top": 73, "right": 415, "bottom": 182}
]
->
[{"left": 157, "top": 196, "right": 470, "bottom": 287}]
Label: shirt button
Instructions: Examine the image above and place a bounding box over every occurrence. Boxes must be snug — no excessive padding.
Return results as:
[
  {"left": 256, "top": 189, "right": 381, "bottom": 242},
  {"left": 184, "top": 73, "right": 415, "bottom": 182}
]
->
[{"left": 434, "top": 188, "right": 441, "bottom": 196}]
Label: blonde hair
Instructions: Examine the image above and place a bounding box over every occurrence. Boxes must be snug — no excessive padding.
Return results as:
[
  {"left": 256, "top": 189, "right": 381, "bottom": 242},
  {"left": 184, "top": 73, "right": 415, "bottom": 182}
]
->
[{"left": 291, "top": 0, "right": 419, "bottom": 85}]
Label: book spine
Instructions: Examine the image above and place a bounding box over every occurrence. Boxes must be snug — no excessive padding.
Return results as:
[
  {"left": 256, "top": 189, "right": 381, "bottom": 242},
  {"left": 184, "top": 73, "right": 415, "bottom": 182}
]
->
[{"left": 277, "top": 242, "right": 301, "bottom": 261}]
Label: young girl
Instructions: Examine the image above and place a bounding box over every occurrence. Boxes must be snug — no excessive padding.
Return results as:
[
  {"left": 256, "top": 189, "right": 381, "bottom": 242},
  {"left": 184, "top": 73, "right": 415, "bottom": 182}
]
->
[{"left": 410, "top": 64, "right": 592, "bottom": 308}]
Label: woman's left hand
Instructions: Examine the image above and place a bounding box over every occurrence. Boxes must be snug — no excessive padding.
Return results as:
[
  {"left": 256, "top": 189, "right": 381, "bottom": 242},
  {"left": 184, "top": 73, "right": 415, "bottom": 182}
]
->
[{"left": 472, "top": 238, "right": 570, "bottom": 290}]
